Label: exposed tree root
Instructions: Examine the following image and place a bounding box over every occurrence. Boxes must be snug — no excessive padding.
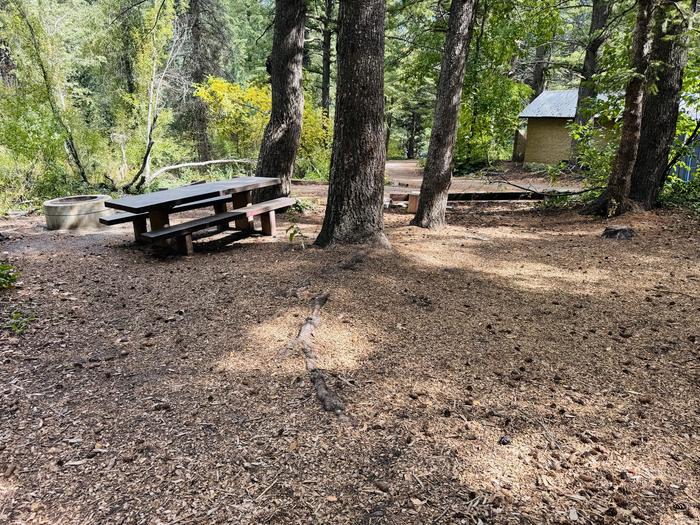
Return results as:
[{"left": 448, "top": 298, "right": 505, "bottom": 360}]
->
[{"left": 283, "top": 293, "right": 348, "bottom": 418}]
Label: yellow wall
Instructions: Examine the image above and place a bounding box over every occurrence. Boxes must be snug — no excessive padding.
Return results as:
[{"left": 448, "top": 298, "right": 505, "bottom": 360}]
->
[{"left": 523, "top": 118, "right": 572, "bottom": 165}]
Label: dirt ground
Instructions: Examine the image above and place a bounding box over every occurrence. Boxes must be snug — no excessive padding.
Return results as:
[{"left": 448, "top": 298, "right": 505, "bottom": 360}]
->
[{"left": 1, "top": 191, "right": 699, "bottom": 524}]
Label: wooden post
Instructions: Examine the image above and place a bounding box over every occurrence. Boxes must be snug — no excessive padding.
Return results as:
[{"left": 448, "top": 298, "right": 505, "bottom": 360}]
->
[
  {"left": 133, "top": 216, "right": 148, "bottom": 243},
  {"left": 407, "top": 193, "right": 419, "bottom": 214},
  {"left": 213, "top": 200, "right": 228, "bottom": 232},
  {"left": 148, "top": 208, "right": 172, "bottom": 249},
  {"left": 175, "top": 234, "right": 194, "bottom": 256},
  {"left": 261, "top": 211, "right": 277, "bottom": 236},
  {"left": 232, "top": 191, "right": 253, "bottom": 232}
]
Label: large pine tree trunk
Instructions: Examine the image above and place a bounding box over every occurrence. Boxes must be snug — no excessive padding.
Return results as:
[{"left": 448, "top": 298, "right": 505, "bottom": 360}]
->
[
  {"left": 629, "top": 0, "right": 697, "bottom": 209},
  {"left": 315, "top": 0, "right": 388, "bottom": 247},
  {"left": 188, "top": 0, "right": 213, "bottom": 161},
  {"left": 255, "top": 0, "right": 306, "bottom": 199},
  {"left": 574, "top": 0, "right": 612, "bottom": 126},
  {"left": 321, "top": 0, "right": 334, "bottom": 114},
  {"left": 590, "top": 0, "right": 655, "bottom": 216},
  {"left": 411, "top": 0, "right": 477, "bottom": 229}
]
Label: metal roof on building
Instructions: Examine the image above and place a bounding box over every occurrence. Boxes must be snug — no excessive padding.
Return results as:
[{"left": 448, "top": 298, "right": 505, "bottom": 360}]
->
[
  {"left": 520, "top": 89, "right": 700, "bottom": 120},
  {"left": 519, "top": 89, "right": 579, "bottom": 119}
]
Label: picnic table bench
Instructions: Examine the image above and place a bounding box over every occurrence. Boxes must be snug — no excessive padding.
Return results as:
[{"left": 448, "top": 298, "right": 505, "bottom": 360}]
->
[{"left": 102, "top": 177, "right": 294, "bottom": 255}]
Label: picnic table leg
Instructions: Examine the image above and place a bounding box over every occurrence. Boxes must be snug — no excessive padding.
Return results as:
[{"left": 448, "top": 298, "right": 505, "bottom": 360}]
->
[
  {"left": 260, "top": 211, "right": 276, "bottom": 236},
  {"left": 175, "top": 234, "right": 194, "bottom": 256},
  {"left": 213, "top": 200, "right": 228, "bottom": 232},
  {"left": 133, "top": 216, "right": 147, "bottom": 243},
  {"left": 148, "top": 208, "right": 172, "bottom": 249},
  {"left": 232, "top": 192, "right": 254, "bottom": 232}
]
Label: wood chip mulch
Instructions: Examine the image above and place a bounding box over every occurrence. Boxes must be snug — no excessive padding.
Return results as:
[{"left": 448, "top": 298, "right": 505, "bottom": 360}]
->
[{"left": 1, "top": 203, "right": 699, "bottom": 524}]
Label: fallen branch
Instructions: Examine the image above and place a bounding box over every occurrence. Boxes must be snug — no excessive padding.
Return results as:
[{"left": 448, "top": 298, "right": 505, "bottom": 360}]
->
[
  {"left": 283, "top": 293, "right": 346, "bottom": 417},
  {"left": 484, "top": 171, "right": 603, "bottom": 197},
  {"left": 147, "top": 158, "right": 256, "bottom": 183}
]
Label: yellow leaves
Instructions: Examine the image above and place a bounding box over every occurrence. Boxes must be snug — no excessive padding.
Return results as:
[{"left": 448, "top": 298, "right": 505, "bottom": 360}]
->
[
  {"left": 195, "top": 77, "right": 332, "bottom": 178},
  {"left": 195, "top": 78, "right": 271, "bottom": 155}
]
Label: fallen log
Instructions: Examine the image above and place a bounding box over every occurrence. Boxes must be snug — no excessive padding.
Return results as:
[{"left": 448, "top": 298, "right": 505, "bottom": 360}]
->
[{"left": 283, "top": 293, "right": 346, "bottom": 417}]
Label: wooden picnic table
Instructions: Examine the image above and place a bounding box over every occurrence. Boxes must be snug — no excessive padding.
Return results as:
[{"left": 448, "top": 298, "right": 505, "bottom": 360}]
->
[{"left": 105, "top": 177, "right": 280, "bottom": 235}]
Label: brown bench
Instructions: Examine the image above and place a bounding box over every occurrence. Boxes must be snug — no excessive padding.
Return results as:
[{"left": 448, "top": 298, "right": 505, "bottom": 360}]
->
[
  {"left": 99, "top": 194, "right": 233, "bottom": 241},
  {"left": 140, "top": 197, "right": 295, "bottom": 255}
]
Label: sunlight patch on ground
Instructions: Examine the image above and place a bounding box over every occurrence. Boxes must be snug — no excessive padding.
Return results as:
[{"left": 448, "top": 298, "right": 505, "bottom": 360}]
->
[{"left": 215, "top": 308, "right": 376, "bottom": 375}]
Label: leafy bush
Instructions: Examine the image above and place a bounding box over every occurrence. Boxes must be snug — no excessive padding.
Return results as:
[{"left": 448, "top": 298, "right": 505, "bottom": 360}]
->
[
  {"left": 3, "top": 309, "right": 34, "bottom": 335},
  {"left": 568, "top": 123, "right": 619, "bottom": 191},
  {"left": 0, "top": 263, "right": 19, "bottom": 289},
  {"left": 195, "top": 77, "right": 332, "bottom": 180},
  {"left": 660, "top": 175, "right": 700, "bottom": 213}
]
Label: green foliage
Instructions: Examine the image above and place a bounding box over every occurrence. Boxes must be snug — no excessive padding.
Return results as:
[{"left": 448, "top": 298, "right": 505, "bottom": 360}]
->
[
  {"left": 0, "top": 263, "right": 19, "bottom": 289},
  {"left": 3, "top": 308, "right": 35, "bottom": 335},
  {"left": 288, "top": 199, "right": 317, "bottom": 214},
  {"left": 285, "top": 223, "right": 308, "bottom": 250},
  {"left": 660, "top": 175, "right": 700, "bottom": 213},
  {"left": 195, "top": 77, "right": 332, "bottom": 179}
]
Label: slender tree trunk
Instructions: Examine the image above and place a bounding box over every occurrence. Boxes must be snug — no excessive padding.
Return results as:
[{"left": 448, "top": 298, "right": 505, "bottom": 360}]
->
[
  {"left": 630, "top": 0, "right": 697, "bottom": 209},
  {"left": 188, "top": 0, "right": 213, "bottom": 161},
  {"left": 590, "top": 0, "right": 656, "bottom": 216},
  {"left": 315, "top": 0, "right": 388, "bottom": 247},
  {"left": 0, "top": 39, "right": 15, "bottom": 86},
  {"left": 406, "top": 111, "right": 418, "bottom": 159},
  {"left": 385, "top": 110, "right": 392, "bottom": 155},
  {"left": 321, "top": 0, "right": 334, "bottom": 114},
  {"left": 574, "top": 0, "right": 612, "bottom": 126},
  {"left": 411, "top": 0, "right": 477, "bottom": 228},
  {"left": 528, "top": 42, "right": 550, "bottom": 99},
  {"left": 255, "top": 0, "right": 306, "bottom": 199}
]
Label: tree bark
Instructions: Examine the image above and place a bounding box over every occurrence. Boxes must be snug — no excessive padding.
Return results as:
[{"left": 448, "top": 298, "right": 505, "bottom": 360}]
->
[
  {"left": 188, "top": 0, "right": 214, "bottom": 161},
  {"left": 315, "top": 0, "right": 388, "bottom": 247},
  {"left": 574, "top": 0, "right": 612, "bottom": 126},
  {"left": 255, "top": 0, "right": 306, "bottom": 199},
  {"left": 528, "top": 42, "right": 550, "bottom": 99},
  {"left": 591, "top": 0, "right": 656, "bottom": 216},
  {"left": 629, "top": 0, "right": 697, "bottom": 209},
  {"left": 411, "top": 0, "right": 477, "bottom": 228},
  {"left": 406, "top": 111, "right": 419, "bottom": 159},
  {"left": 321, "top": 0, "right": 334, "bottom": 114}
]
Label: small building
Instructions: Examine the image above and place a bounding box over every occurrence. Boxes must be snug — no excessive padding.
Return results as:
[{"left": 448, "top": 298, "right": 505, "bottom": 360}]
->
[
  {"left": 517, "top": 90, "right": 699, "bottom": 180},
  {"left": 518, "top": 89, "right": 578, "bottom": 165}
]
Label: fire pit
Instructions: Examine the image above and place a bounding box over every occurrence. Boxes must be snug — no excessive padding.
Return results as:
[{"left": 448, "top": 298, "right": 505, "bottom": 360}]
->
[{"left": 43, "top": 195, "right": 111, "bottom": 230}]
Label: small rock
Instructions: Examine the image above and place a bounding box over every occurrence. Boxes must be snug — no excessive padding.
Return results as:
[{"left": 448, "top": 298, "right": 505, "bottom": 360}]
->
[
  {"left": 602, "top": 226, "right": 636, "bottom": 240},
  {"left": 498, "top": 435, "right": 512, "bottom": 446}
]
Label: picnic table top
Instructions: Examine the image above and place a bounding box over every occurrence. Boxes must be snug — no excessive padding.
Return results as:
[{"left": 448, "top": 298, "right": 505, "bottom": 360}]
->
[{"left": 105, "top": 177, "right": 280, "bottom": 213}]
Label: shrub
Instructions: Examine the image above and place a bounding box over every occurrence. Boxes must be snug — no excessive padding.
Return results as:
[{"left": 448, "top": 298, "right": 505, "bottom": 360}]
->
[
  {"left": 0, "top": 263, "right": 19, "bottom": 289},
  {"left": 195, "top": 78, "right": 332, "bottom": 180}
]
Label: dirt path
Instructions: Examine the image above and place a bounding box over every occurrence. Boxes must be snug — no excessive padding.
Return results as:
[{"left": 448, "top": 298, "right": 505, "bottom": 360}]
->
[
  {"left": 1, "top": 203, "right": 699, "bottom": 524},
  {"left": 293, "top": 160, "right": 583, "bottom": 203}
]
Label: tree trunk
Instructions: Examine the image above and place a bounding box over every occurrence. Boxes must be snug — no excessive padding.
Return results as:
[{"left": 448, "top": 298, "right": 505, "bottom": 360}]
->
[
  {"left": 629, "top": 0, "right": 697, "bottom": 209},
  {"left": 0, "top": 39, "right": 15, "bottom": 86},
  {"left": 411, "top": 0, "right": 477, "bottom": 228},
  {"left": 321, "top": 0, "right": 334, "bottom": 114},
  {"left": 528, "top": 42, "right": 550, "bottom": 99},
  {"left": 315, "top": 0, "right": 388, "bottom": 247},
  {"left": 592, "top": 0, "right": 655, "bottom": 216},
  {"left": 406, "top": 111, "right": 418, "bottom": 159},
  {"left": 574, "top": 0, "right": 612, "bottom": 126},
  {"left": 188, "top": 0, "right": 213, "bottom": 161},
  {"left": 255, "top": 0, "right": 306, "bottom": 199},
  {"left": 385, "top": 110, "right": 392, "bottom": 154}
]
